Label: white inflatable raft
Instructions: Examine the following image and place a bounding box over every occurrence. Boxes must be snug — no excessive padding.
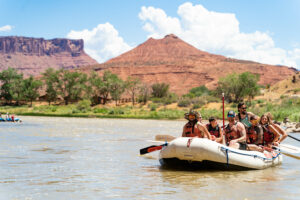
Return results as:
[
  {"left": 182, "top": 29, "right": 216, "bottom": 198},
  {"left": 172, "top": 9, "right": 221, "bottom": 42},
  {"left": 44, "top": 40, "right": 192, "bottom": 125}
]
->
[{"left": 159, "top": 137, "right": 282, "bottom": 170}]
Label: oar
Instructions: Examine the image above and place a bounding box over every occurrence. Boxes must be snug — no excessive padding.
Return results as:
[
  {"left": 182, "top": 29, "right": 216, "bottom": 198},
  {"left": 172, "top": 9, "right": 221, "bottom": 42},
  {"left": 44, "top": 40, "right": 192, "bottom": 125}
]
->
[
  {"left": 288, "top": 135, "right": 300, "bottom": 142},
  {"left": 140, "top": 143, "right": 168, "bottom": 155},
  {"left": 281, "top": 152, "right": 300, "bottom": 160},
  {"left": 155, "top": 134, "right": 176, "bottom": 142},
  {"left": 222, "top": 93, "right": 226, "bottom": 145},
  {"left": 271, "top": 144, "right": 300, "bottom": 160},
  {"left": 279, "top": 144, "right": 300, "bottom": 154}
]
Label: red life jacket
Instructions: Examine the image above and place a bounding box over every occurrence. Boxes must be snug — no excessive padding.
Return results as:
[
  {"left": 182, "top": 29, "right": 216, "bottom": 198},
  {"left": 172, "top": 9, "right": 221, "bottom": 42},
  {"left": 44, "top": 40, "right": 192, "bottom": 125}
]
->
[
  {"left": 247, "top": 126, "right": 258, "bottom": 144},
  {"left": 206, "top": 124, "right": 220, "bottom": 138},
  {"left": 262, "top": 125, "right": 274, "bottom": 145},
  {"left": 225, "top": 122, "right": 241, "bottom": 144},
  {"left": 183, "top": 122, "right": 203, "bottom": 138}
]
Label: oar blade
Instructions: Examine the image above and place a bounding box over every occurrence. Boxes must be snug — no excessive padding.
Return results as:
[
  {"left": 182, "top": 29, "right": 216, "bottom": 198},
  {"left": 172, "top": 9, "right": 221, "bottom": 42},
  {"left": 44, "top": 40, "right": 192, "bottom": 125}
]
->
[
  {"left": 140, "top": 145, "right": 157, "bottom": 155},
  {"left": 140, "top": 145, "right": 163, "bottom": 155},
  {"left": 155, "top": 134, "right": 176, "bottom": 142},
  {"left": 280, "top": 144, "right": 300, "bottom": 153}
]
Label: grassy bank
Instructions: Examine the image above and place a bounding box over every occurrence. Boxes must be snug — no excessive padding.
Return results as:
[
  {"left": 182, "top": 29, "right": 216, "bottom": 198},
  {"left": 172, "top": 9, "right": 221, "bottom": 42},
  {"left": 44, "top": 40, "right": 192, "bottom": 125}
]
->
[
  {"left": 1, "top": 96, "right": 299, "bottom": 122},
  {"left": 0, "top": 104, "right": 187, "bottom": 120}
]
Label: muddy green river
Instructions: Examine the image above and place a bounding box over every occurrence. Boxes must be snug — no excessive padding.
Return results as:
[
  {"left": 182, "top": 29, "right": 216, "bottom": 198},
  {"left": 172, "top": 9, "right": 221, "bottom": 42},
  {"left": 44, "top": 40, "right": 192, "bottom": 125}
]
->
[{"left": 0, "top": 116, "right": 299, "bottom": 200}]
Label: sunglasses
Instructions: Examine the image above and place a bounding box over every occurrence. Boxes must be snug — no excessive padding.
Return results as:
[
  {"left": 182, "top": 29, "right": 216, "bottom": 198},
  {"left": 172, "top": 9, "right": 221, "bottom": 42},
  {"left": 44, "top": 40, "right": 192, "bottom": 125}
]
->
[
  {"left": 241, "top": 107, "right": 247, "bottom": 110},
  {"left": 227, "top": 115, "right": 235, "bottom": 118}
]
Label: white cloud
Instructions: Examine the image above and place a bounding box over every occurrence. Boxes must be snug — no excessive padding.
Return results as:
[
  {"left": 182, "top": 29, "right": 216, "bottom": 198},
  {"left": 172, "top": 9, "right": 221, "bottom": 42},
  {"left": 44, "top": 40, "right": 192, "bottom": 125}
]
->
[
  {"left": 139, "top": 2, "right": 300, "bottom": 69},
  {"left": 139, "top": 6, "right": 182, "bottom": 38},
  {"left": 67, "top": 23, "right": 132, "bottom": 63},
  {"left": 0, "top": 25, "right": 13, "bottom": 32}
]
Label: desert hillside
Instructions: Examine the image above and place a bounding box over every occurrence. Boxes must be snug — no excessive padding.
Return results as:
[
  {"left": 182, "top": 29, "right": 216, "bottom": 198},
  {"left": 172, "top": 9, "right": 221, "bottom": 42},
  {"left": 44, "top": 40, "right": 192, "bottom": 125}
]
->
[
  {"left": 81, "top": 34, "right": 297, "bottom": 95},
  {"left": 260, "top": 73, "right": 300, "bottom": 100}
]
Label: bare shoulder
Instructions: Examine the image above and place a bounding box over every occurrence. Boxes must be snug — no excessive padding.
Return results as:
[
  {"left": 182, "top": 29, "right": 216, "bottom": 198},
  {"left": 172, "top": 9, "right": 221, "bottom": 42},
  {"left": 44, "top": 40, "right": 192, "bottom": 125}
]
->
[
  {"left": 268, "top": 124, "right": 277, "bottom": 131},
  {"left": 237, "top": 122, "right": 245, "bottom": 129},
  {"left": 273, "top": 124, "right": 283, "bottom": 129},
  {"left": 197, "top": 121, "right": 204, "bottom": 126},
  {"left": 247, "top": 112, "right": 256, "bottom": 117}
]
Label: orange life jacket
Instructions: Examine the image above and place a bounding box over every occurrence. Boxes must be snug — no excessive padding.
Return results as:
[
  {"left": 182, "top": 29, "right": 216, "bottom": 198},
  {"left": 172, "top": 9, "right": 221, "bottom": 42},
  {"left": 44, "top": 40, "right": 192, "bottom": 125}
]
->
[
  {"left": 183, "top": 122, "right": 203, "bottom": 138},
  {"left": 225, "top": 122, "right": 241, "bottom": 144},
  {"left": 262, "top": 125, "right": 274, "bottom": 145},
  {"left": 206, "top": 124, "right": 220, "bottom": 138}
]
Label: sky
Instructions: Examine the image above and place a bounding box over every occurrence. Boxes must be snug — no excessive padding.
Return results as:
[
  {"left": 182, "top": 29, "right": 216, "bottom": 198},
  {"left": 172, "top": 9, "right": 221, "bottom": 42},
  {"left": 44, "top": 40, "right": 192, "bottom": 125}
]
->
[{"left": 1, "top": 0, "right": 300, "bottom": 69}]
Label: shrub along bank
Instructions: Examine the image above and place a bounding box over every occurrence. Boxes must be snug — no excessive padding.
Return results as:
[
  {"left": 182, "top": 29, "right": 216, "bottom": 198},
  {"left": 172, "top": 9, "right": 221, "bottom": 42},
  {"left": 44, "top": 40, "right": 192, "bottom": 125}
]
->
[
  {"left": 1, "top": 96, "right": 299, "bottom": 122},
  {"left": 0, "top": 68, "right": 299, "bottom": 122}
]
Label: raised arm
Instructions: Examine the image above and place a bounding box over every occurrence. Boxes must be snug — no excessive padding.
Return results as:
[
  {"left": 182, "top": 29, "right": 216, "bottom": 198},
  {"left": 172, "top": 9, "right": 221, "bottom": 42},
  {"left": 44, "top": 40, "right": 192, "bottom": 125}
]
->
[
  {"left": 269, "top": 125, "right": 280, "bottom": 145},
  {"left": 273, "top": 124, "right": 287, "bottom": 144},
  {"left": 247, "top": 112, "right": 257, "bottom": 118},
  {"left": 215, "top": 128, "right": 223, "bottom": 143},
  {"left": 236, "top": 122, "right": 246, "bottom": 143},
  {"left": 197, "top": 123, "right": 212, "bottom": 140}
]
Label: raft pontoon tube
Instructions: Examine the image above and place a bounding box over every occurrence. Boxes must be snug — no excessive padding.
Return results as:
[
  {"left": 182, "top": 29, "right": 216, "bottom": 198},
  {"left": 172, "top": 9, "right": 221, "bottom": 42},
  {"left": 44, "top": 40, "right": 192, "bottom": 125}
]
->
[{"left": 159, "top": 137, "right": 282, "bottom": 170}]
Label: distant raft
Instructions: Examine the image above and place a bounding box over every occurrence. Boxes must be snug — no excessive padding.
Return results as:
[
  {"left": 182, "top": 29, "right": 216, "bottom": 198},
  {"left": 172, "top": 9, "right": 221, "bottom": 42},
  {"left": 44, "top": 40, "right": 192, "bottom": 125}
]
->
[
  {"left": 0, "top": 118, "right": 21, "bottom": 122},
  {"left": 159, "top": 137, "right": 282, "bottom": 170}
]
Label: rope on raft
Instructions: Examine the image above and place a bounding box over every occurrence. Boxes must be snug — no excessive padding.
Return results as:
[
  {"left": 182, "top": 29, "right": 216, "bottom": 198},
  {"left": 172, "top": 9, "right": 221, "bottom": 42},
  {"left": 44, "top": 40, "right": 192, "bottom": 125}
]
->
[{"left": 220, "top": 146, "right": 281, "bottom": 164}]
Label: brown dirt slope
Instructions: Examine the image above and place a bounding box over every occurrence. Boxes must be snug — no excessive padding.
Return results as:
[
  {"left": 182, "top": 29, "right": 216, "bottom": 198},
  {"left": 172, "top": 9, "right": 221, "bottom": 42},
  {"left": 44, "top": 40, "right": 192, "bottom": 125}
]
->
[{"left": 83, "top": 34, "right": 297, "bottom": 95}]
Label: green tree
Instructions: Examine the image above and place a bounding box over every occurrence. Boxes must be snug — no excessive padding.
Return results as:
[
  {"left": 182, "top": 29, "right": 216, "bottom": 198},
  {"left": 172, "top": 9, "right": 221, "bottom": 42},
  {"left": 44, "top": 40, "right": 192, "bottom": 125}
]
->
[
  {"left": 23, "top": 76, "right": 42, "bottom": 107},
  {"left": 88, "top": 71, "right": 103, "bottom": 105},
  {"left": 138, "top": 84, "right": 150, "bottom": 105},
  {"left": 42, "top": 68, "right": 60, "bottom": 105},
  {"left": 125, "top": 76, "right": 141, "bottom": 106},
  {"left": 11, "top": 77, "right": 25, "bottom": 105},
  {"left": 0, "top": 68, "right": 23, "bottom": 104},
  {"left": 216, "top": 72, "right": 260, "bottom": 103},
  {"left": 151, "top": 83, "right": 169, "bottom": 98},
  {"left": 100, "top": 71, "right": 116, "bottom": 105},
  {"left": 184, "top": 85, "right": 210, "bottom": 98},
  {"left": 110, "top": 76, "right": 125, "bottom": 106},
  {"left": 58, "top": 70, "right": 87, "bottom": 105}
]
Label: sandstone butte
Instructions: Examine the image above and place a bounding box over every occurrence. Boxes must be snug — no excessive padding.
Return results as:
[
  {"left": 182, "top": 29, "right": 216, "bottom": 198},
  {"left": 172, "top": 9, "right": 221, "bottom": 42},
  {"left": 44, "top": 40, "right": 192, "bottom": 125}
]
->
[
  {"left": 0, "top": 36, "right": 98, "bottom": 76},
  {"left": 81, "top": 34, "right": 297, "bottom": 95}
]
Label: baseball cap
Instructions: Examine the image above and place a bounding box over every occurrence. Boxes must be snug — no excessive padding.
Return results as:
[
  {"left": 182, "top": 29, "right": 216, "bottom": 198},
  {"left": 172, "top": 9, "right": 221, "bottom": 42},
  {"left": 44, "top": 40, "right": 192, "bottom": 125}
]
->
[{"left": 227, "top": 110, "right": 236, "bottom": 118}]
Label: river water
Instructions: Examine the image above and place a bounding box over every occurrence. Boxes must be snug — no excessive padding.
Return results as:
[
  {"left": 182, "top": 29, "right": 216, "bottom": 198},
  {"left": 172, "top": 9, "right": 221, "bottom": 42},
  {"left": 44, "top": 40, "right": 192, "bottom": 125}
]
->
[{"left": 0, "top": 116, "right": 300, "bottom": 200}]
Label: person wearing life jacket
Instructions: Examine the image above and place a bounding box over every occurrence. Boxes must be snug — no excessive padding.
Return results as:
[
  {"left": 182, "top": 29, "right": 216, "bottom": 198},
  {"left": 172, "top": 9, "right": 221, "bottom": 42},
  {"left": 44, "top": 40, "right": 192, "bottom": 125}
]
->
[
  {"left": 6, "top": 112, "right": 10, "bottom": 121},
  {"left": 206, "top": 116, "right": 223, "bottom": 144},
  {"left": 182, "top": 110, "right": 211, "bottom": 139},
  {"left": 246, "top": 115, "right": 264, "bottom": 152},
  {"left": 236, "top": 102, "right": 256, "bottom": 130},
  {"left": 0, "top": 113, "right": 4, "bottom": 122},
  {"left": 265, "top": 112, "right": 287, "bottom": 146},
  {"left": 225, "top": 111, "right": 247, "bottom": 150},
  {"left": 260, "top": 114, "right": 280, "bottom": 148}
]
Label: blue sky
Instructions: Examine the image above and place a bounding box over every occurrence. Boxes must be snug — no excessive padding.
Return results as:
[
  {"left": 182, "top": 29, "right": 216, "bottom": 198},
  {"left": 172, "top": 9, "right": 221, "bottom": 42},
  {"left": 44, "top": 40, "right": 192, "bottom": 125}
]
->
[{"left": 1, "top": 0, "right": 300, "bottom": 69}]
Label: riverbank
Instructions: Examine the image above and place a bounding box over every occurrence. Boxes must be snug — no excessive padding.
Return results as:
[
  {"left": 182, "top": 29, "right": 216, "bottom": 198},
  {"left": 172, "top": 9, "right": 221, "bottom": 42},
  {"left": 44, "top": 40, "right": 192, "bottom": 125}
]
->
[{"left": 0, "top": 98, "right": 299, "bottom": 122}]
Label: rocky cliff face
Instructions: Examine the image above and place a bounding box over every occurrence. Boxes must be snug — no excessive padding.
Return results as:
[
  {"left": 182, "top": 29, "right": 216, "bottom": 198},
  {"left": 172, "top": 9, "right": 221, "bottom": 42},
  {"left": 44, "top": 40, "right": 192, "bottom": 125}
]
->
[
  {"left": 83, "top": 34, "right": 297, "bottom": 95},
  {"left": 0, "top": 36, "right": 98, "bottom": 75}
]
